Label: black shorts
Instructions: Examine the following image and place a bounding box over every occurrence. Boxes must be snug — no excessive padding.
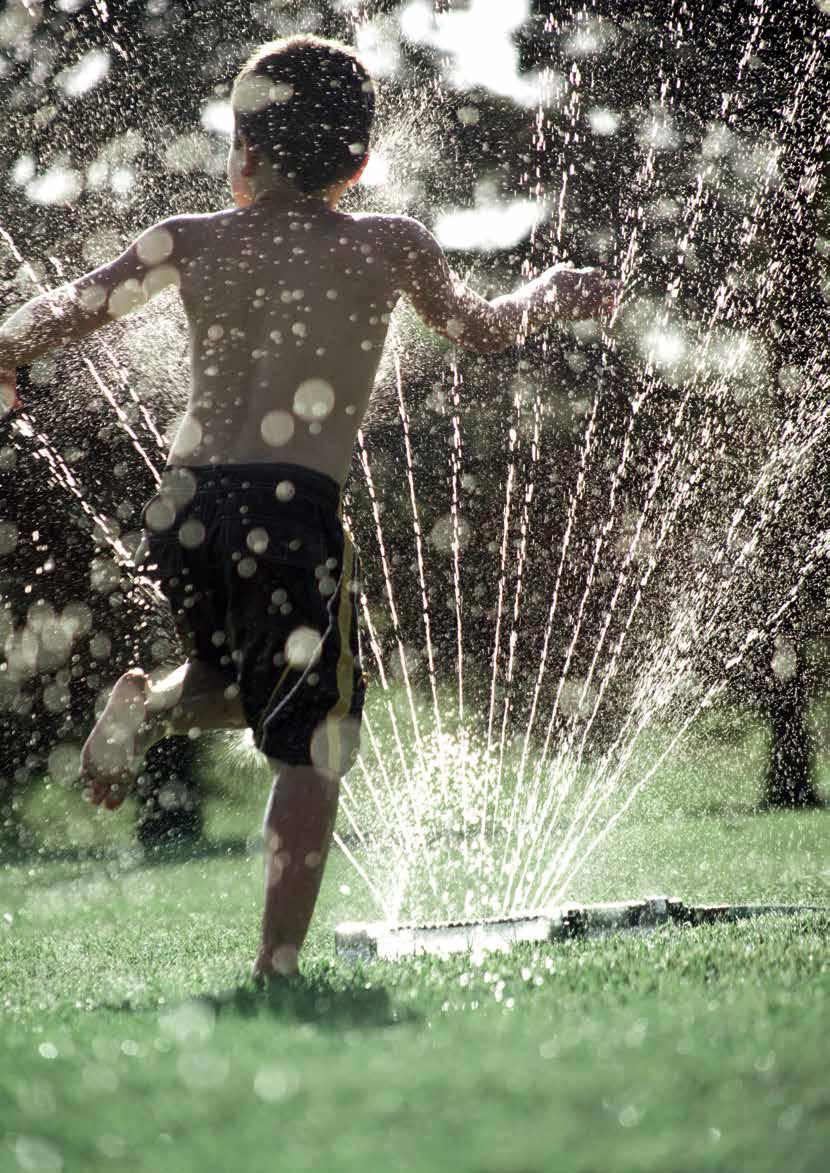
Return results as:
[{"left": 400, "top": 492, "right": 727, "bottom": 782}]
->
[{"left": 135, "top": 463, "right": 365, "bottom": 774}]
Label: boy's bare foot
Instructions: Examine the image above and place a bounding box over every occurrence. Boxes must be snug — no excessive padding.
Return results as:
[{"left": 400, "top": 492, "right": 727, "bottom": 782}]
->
[
  {"left": 251, "top": 946, "right": 300, "bottom": 986},
  {"left": 80, "top": 668, "right": 148, "bottom": 810}
]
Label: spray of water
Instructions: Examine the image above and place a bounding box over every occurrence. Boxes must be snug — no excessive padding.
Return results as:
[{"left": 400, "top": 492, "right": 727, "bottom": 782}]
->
[{"left": 2, "top": 2, "right": 827, "bottom": 924}]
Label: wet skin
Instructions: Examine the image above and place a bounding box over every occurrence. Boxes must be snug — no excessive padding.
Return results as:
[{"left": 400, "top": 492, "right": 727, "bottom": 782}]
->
[{"left": 0, "top": 139, "right": 616, "bottom": 482}]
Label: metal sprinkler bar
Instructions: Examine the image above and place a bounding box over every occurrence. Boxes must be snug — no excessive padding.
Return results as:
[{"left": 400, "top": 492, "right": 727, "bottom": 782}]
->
[{"left": 335, "top": 897, "right": 824, "bottom": 962}]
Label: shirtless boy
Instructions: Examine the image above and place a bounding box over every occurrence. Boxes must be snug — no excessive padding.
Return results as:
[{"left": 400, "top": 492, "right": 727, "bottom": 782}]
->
[{"left": 0, "top": 35, "right": 616, "bottom": 981}]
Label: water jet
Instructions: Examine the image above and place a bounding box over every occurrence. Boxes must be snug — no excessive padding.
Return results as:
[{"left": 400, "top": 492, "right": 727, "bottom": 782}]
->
[{"left": 2, "top": 2, "right": 827, "bottom": 928}]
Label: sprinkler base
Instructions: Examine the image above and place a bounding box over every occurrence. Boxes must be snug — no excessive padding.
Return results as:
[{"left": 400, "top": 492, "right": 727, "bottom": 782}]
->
[{"left": 335, "top": 897, "right": 823, "bottom": 962}]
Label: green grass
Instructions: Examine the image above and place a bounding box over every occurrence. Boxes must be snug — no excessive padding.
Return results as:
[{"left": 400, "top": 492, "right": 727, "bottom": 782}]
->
[{"left": 1, "top": 708, "right": 828, "bottom": 1172}]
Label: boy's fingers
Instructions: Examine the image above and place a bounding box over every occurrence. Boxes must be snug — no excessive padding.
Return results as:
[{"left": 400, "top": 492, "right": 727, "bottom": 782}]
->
[
  {"left": 544, "top": 267, "right": 620, "bottom": 319},
  {"left": 0, "top": 377, "right": 21, "bottom": 422}
]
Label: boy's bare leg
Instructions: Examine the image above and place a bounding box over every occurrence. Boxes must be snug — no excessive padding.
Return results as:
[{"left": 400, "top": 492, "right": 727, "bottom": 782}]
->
[
  {"left": 253, "top": 761, "right": 341, "bottom": 981},
  {"left": 142, "top": 660, "right": 248, "bottom": 744},
  {"left": 81, "top": 660, "right": 247, "bottom": 809}
]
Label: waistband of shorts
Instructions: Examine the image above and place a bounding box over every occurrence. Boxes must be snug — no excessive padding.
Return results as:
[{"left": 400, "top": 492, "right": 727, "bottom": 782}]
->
[{"left": 174, "top": 463, "right": 342, "bottom": 510}]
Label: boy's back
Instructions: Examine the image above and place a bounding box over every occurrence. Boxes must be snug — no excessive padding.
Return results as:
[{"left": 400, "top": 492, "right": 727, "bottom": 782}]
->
[
  {"left": 165, "top": 196, "right": 613, "bottom": 486},
  {"left": 171, "top": 204, "right": 404, "bottom": 485}
]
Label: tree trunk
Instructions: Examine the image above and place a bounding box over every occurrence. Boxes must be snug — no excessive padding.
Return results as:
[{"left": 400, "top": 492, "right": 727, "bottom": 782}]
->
[
  {"left": 136, "top": 736, "right": 204, "bottom": 847},
  {"left": 0, "top": 722, "right": 33, "bottom": 855},
  {"left": 762, "top": 642, "right": 822, "bottom": 809},
  {"left": 0, "top": 774, "right": 25, "bottom": 854}
]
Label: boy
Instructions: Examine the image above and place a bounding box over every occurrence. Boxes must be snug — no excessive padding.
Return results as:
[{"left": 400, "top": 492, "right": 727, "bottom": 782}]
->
[{"left": 0, "top": 35, "right": 616, "bottom": 981}]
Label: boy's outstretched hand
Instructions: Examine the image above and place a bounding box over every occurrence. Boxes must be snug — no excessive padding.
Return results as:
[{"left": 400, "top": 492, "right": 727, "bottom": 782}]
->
[
  {"left": 1, "top": 370, "right": 21, "bottom": 421},
  {"left": 543, "top": 265, "right": 619, "bottom": 321}
]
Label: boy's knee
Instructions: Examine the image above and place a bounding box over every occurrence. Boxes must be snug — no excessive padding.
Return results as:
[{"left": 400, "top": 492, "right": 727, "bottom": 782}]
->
[
  {"left": 266, "top": 761, "right": 340, "bottom": 806},
  {"left": 309, "top": 715, "right": 362, "bottom": 778}
]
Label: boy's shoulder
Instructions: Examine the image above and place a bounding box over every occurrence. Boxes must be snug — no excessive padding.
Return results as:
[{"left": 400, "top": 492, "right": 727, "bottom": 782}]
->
[
  {"left": 132, "top": 210, "right": 221, "bottom": 262},
  {"left": 160, "top": 205, "right": 409, "bottom": 232},
  {"left": 344, "top": 211, "right": 426, "bottom": 239},
  {"left": 336, "top": 212, "right": 434, "bottom": 268},
  {"left": 166, "top": 207, "right": 429, "bottom": 264},
  {"left": 156, "top": 208, "right": 240, "bottom": 241}
]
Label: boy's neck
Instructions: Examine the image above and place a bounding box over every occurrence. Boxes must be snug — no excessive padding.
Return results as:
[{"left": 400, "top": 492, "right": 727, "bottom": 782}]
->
[
  {"left": 255, "top": 190, "right": 327, "bottom": 210},
  {"left": 250, "top": 175, "right": 338, "bottom": 212}
]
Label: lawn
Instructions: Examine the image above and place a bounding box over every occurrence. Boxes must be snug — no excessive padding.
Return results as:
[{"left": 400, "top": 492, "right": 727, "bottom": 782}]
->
[{"left": 1, "top": 706, "right": 828, "bottom": 1173}]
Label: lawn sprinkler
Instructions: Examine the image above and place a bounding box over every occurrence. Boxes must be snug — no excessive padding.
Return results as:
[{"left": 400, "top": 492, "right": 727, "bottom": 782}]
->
[{"left": 335, "top": 896, "right": 824, "bottom": 962}]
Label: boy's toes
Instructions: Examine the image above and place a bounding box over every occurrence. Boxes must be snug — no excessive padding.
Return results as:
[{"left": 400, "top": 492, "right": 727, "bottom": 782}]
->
[
  {"left": 81, "top": 772, "right": 104, "bottom": 806},
  {"left": 82, "top": 770, "right": 132, "bottom": 809},
  {"left": 251, "top": 946, "right": 300, "bottom": 985},
  {"left": 102, "top": 779, "right": 130, "bottom": 810}
]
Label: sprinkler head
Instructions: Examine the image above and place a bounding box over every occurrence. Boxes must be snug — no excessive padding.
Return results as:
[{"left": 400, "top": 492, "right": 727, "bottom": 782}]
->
[
  {"left": 335, "top": 897, "right": 823, "bottom": 962},
  {"left": 335, "top": 913, "right": 555, "bottom": 962}
]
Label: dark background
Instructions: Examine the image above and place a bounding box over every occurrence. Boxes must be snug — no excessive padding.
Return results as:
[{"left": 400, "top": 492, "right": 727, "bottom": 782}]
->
[{"left": 0, "top": 0, "right": 827, "bottom": 849}]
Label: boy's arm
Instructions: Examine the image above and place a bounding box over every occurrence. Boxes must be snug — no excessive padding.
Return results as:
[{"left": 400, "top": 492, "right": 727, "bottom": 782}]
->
[
  {"left": 0, "top": 216, "right": 189, "bottom": 410},
  {"left": 391, "top": 217, "right": 616, "bottom": 354}
]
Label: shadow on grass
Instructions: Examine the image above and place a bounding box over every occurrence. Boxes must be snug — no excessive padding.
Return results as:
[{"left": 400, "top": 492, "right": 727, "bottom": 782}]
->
[
  {"left": 687, "top": 798, "right": 828, "bottom": 820},
  {"left": 104, "top": 972, "right": 420, "bottom": 1031},
  {"left": 0, "top": 836, "right": 254, "bottom": 869},
  {"left": 206, "top": 976, "right": 420, "bottom": 1030},
  {"left": 138, "top": 836, "right": 255, "bottom": 866}
]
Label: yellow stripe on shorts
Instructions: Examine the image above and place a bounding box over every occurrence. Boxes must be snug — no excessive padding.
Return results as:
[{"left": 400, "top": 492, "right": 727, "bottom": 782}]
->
[{"left": 326, "top": 536, "right": 356, "bottom": 772}]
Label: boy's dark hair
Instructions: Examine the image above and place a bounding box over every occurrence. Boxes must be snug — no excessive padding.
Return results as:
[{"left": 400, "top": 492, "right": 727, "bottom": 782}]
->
[{"left": 231, "top": 35, "right": 375, "bottom": 195}]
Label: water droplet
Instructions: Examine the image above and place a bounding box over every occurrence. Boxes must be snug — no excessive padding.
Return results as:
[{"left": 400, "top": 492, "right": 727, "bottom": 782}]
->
[
  {"left": 260, "top": 410, "right": 294, "bottom": 447},
  {"left": 253, "top": 1064, "right": 298, "bottom": 1102},
  {"left": 246, "top": 527, "right": 269, "bottom": 554},
  {"left": 14, "top": 1135, "right": 63, "bottom": 1173},
  {"left": 136, "top": 226, "right": 174, "bottom": 266},
  {"left": 178, "top": 519, "right": 206, "bottom": 549},
  {"left": 285, "top": 627, "right": 321, "bottom": 668},
  {"left": 293, "top": 378, "right": 335, "bottom": 421}
]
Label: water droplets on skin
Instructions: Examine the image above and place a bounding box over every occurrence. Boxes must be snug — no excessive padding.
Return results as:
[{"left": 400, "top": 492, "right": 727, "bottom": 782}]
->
[
  {"left": 2, "top": 4, "right": 828, "bottom": 923},
  {"left": 293, "top": 378, "right": 335, "bottom": 422},
  {"left": 260, "top": 409, "right": 294, "bottom": 447}
]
